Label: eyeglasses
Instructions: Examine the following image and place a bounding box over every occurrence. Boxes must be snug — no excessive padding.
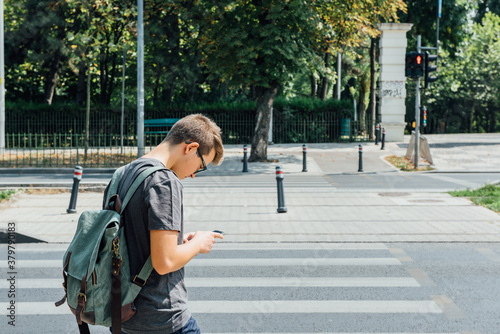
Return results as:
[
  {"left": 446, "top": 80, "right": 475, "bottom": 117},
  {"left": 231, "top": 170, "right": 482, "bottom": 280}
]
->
[{"left": 185, "top": 141, "right": 207, "bottom": 174}]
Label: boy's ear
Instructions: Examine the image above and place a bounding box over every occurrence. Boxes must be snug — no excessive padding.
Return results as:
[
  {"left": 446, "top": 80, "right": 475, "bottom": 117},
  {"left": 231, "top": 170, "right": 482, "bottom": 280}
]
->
[{"left": 184, "top": 141, "right": 199, "bottom": 154}]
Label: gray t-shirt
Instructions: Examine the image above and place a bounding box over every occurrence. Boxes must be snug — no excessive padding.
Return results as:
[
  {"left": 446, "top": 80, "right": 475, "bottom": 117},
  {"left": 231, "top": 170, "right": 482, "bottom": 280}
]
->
[{"left": 103, "top": 158, "right": 191, "bottom": 333}]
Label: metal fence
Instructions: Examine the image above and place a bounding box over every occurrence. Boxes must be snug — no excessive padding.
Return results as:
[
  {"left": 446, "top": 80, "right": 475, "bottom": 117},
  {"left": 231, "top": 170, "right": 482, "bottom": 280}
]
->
[{"left": 1, "top": 112, "right": 372, "bottom": 167}]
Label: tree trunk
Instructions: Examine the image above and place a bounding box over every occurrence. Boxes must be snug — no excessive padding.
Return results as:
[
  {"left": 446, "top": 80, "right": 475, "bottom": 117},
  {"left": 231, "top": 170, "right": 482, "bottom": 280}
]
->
[
  {"left": 310, "top": 75, "right": 317, "bottom": 98},
  {"left": 153, "top": 63, "right": 162, "bottom": 104},
  {"left": 189, "top": 49, "right": 201, "bottom": 102},
  {"left": 84, "top": 63, "right": 91, "bottom": 162},
  {"left": 77, "top": 61, "right": 87, "bottom": 105},
  {"left": 320, "top": 52, "right": 330, "bottom": 100},
  {"left": 249, "top": 83, "right": 279, "bottom": 162},
  {"left": 490, "top": 106, "right": 495, "bottom": 132},
  {"left": 469, "top": 103, "right": 474, "bottom": 133},
  {"left": 162, "top": 73, "right": 176, "bottom": 102},
  {"left": 44, "top": 49, "right": 62, "bottom": 105},
  {"left": 358, "top": 73, "right": 369, "bottom": 135},
  {"left": 106, "top": 52, "right": 118, "bottom": 105},
  {"left": 368, "top": 38, "right": 377, "bottom": 140}
]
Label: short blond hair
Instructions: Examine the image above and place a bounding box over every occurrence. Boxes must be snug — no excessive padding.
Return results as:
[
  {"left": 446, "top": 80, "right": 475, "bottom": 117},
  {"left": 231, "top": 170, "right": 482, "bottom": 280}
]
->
[{"left": 164, "top": 114, "right": 224, "bottom": 165}]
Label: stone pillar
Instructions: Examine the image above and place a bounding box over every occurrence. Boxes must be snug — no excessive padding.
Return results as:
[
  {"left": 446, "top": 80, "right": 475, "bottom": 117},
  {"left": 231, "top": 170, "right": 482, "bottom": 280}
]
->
[{"left": 378, "top": 23, "right": 413, "bottom": 142}]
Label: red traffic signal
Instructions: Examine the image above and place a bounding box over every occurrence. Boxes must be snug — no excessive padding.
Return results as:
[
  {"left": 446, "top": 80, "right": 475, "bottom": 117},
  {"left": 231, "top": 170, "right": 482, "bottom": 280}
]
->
[
  {"left": 405, "top": 52, "right": 424, "bottom": 79},
  {"left": 416, "top": 54, "right": 422, "bottom": 65}
]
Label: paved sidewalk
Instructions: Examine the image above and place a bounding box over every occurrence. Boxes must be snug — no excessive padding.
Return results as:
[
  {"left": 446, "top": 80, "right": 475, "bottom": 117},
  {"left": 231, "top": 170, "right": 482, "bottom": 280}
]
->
[
  {"left": 1, "top": 133, "right": 500, "bottom": 244},
  {"left": 1, "top": 186, "right": 500, "bottom": 243}
]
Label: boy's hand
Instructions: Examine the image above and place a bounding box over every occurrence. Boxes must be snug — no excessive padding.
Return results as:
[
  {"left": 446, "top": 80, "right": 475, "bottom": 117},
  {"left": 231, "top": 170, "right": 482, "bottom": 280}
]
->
[
  {"left": 191, "top": 231, "right": 224, "bottom": 254},
  {"left": 183, "top": 232, "right": 196, "bottom": 244}
]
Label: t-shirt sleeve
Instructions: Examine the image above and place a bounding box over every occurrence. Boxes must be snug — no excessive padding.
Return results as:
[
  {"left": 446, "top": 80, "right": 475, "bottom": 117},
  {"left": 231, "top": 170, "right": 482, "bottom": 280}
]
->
[{"left": 145, "top": 177, "right": 183, "bottom": 232}]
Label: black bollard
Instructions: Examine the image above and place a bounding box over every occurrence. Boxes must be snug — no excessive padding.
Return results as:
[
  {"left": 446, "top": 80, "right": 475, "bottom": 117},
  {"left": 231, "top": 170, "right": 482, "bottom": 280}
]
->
[
  {"left": 242, "top": 144, "right": 248, "bottom": 172},
  {"left": 381, "top": 128, "right": 386, "bottom": 150},
  {"left": 375, "top": 123, "right": 380, "bottom": 145},
  {"left": 67, "top": 166, "right": 83, "bottom": 214},
  {"left": 302, "top": 144, "right": 308, "bottom": 172},
  {"left": 275, "top": 166, "right": 287, "bottom": 213},
  {"left": 358, "top": 145, "right": 364, "bottom": 172}
]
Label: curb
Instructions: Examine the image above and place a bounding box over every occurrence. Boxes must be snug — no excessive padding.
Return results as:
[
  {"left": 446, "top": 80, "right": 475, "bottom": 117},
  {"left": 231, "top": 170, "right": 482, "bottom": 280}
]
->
[
  {"left": 426, "top": 170, "right": 500, "bottom": 174},
  {"left": 0, "top": 168, "right": 116, "bottom": 175}
]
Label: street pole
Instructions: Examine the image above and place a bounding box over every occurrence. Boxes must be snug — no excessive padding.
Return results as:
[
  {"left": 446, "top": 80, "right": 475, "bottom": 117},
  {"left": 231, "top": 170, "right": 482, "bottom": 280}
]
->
[
  {"left": 437, "top": 0, "right": 442, "bottom": 53},
  {"left": 0, "top": 0, "right": 5, "bottom": 154},
  {"left": 137, "top": 0, "right": 145, "bottom": 157},
  {"left": 414, "top": 36, "right": 421, "bottom": 169},
  {"left": 121, "top": 46, "right": 126, "bottom": 155},
  {"left": 268, "top": 107, "right": 273, "bottom": 145},
  {"left": 336, "top": 52, "right": 341, "bottom": 100}
]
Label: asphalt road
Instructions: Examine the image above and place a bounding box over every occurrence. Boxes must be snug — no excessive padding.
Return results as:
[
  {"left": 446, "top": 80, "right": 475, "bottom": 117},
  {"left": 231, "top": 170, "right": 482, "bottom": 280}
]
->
[{"left": 1, "top": 242, "right": 499, "bottom": 333}]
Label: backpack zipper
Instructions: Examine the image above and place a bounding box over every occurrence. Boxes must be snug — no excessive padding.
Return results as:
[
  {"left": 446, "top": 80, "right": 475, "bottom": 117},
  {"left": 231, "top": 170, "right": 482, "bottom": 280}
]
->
[{"left": 92, "top": 270, "right": 97, "bottom": 285}]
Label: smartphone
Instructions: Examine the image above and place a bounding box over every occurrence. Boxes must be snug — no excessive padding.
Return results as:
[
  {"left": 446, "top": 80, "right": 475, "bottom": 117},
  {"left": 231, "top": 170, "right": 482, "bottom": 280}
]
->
[{"left": 213, "top": 230, "right": 224, "bottom": 235}]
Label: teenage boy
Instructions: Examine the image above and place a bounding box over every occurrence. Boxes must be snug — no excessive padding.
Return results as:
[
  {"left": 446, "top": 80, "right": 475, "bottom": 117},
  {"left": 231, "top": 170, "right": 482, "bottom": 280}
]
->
[{"left": 105, "top": 114, "right": 224, "bottom": 333}]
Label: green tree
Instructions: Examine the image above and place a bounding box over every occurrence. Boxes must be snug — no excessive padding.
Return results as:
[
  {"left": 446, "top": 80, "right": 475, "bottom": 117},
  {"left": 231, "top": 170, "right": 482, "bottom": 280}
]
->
[
  {"left": 5, "top": 0, "right": 71, "bottom": 104},
  {"left": 401, "top": 0, "right": 471, "bottom": 56},
  {"left": 189, "top": 0, "right": 323, "bottom": 161},
  {"left": 423, "top": 12, "right": 500, "bottom": 133}
]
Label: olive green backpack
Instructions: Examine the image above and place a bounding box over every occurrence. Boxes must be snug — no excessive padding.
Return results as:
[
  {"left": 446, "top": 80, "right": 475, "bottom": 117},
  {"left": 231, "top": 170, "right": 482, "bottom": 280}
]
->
[{"left": 56, "top": 166, "right": 166, "bottom": 334}]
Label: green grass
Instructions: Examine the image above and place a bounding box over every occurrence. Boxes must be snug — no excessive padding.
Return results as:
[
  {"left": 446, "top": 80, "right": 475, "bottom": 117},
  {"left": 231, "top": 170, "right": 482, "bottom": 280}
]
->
[
  {"left": 0, "top": 189, "right": 17, "bottom": 203},
  {"left": 450, "top": 184, "right": 500, "bottom": 214}
]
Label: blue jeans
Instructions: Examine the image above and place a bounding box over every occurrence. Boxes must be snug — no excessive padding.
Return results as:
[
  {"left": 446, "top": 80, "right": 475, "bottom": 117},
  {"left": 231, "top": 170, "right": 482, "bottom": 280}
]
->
[
  {"left": 172, "top": 317, "right": 201, "bottom": 334},
  {"left": 110, "top": 316, "right": 201, "bottom": 334}
]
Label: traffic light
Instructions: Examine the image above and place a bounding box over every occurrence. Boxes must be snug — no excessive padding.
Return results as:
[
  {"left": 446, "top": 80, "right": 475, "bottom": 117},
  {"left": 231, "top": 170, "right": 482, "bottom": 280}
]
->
[
  {"left": 424, "top": 51, "right": 438, "bottom": 88},
  {"left": 422, "top": 106, "right": 427, "bottom": 127},
  {"left": 405, "top": 52, "right": 424, "bottom": 79}
]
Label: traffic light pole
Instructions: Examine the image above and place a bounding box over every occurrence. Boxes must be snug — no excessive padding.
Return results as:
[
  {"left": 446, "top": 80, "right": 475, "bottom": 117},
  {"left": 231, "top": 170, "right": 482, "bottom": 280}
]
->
[
  {"left": 137, "top": 0, "right": 145, "bottom": 158},
  {"left": 414, "top": 36, "right": 422, "bottom": 169}
]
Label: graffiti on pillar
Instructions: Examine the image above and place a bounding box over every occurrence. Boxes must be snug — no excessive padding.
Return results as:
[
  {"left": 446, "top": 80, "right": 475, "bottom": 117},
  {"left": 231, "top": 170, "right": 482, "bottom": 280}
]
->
[{"left": 380, "top": 81, "right": 404, "bottom": 98}]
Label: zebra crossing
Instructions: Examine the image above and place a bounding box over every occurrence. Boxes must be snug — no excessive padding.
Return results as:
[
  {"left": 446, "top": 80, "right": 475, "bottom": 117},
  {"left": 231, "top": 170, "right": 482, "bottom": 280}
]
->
[{"left": 0, "top": 243, "right": 462, "bottom": 334}]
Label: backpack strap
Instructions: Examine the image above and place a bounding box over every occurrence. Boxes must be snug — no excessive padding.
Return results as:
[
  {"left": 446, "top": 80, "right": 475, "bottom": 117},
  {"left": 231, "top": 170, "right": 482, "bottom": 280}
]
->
[
  {"left": 132, "top": 256, "right": 154, "bottom": 287},
  {"left": 105, "top": 165, "right": 127, "bottom": 205},
  {"left": 119, "top": 166, "right": 166, "bottom": 214},
  {"left": 120, "top": 166, "right": 164, "bottom": 287}
]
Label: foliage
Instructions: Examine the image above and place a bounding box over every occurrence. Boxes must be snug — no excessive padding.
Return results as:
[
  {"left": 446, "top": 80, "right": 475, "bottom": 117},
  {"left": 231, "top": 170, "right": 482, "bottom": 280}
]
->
[
  {"left": 0, "top": 190, "right": 17, "bottom": 203},
  {"left": 401, "top": 0, "right": 471, "bottom": 57},
  {"left": 188, "top": 0, "right": 324, "bottom": 89},
  {"left": 420, "top": 12, "right": 500, "bottom": 133},
  {"left": 3, "top": 0, "right": 498, "bottom": 138},
  {"left": 450, "top": 184, "right": 500, "bottom": 214},
  {"left": 317, "top": 0, "right": 406, "bottom": 51}
]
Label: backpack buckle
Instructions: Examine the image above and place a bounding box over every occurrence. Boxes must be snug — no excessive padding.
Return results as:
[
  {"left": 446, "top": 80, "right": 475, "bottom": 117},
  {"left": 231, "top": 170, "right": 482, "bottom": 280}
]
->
[
  {"left": 77, "top": 292, "right": 87, "bottom": 302},
  {"left": 132, "top": 275, "right": 147, "bottom": 287},
  {"left": 112, "top": 238, "right": 121, "bottom": 260}
]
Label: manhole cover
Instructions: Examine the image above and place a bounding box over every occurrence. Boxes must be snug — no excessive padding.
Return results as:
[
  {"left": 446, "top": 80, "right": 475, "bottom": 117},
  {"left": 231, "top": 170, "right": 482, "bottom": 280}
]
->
[{"left": 378, "top": 192, "right": 411, "bottom": 197}]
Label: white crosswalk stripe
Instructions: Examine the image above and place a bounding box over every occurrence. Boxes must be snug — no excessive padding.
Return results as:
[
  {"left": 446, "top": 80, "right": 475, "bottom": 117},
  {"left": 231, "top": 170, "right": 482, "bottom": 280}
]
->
[
  {"left": 189, "top": 300, "right": 442, "bottom": 314},
  {"left": 0, "top": 300, "right": 442, "bottom": 315},
  {"left": 0, "top": 277, "right": 420, "bottom": 289},
  {"left": 0, "top": 257, "right": 401, "bottom": 268},
  {"left": 0, "top": 243, "right": 450, "bottom": 333}
]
